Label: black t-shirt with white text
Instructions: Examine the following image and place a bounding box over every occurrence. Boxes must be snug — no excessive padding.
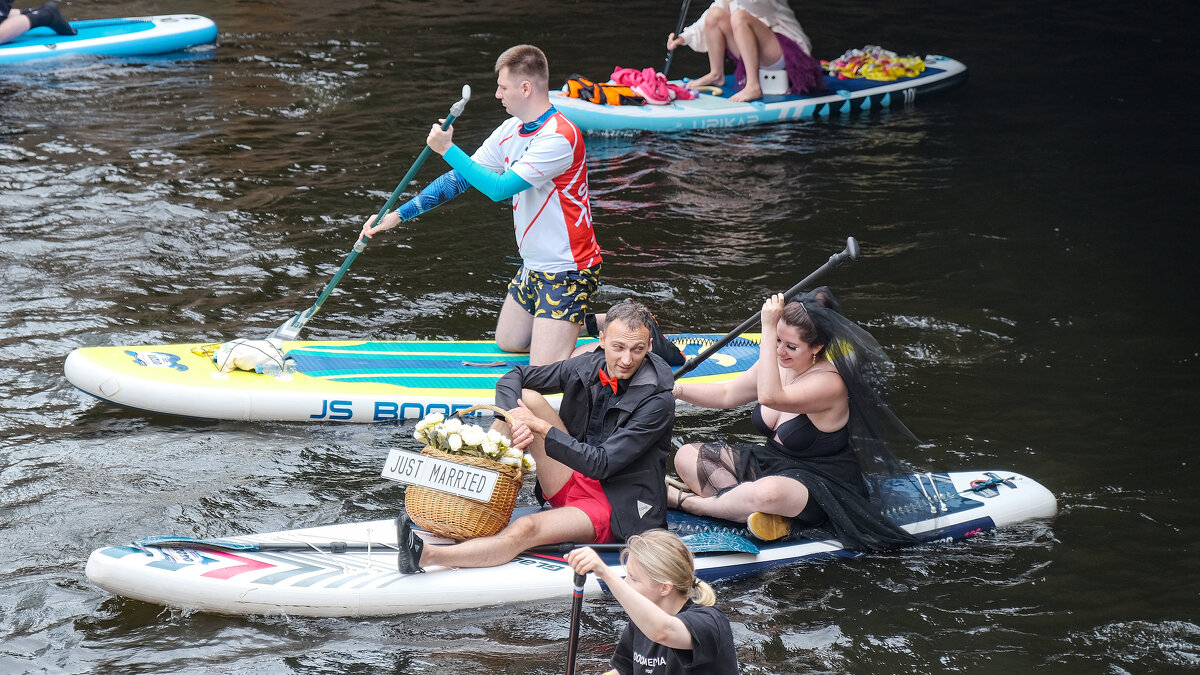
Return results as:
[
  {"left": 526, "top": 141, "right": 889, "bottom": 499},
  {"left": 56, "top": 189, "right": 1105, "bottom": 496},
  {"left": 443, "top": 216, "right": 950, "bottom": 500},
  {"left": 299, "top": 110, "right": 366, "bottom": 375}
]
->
[{"left": 611, "top": 600, "right": 738, "bottom": 674}]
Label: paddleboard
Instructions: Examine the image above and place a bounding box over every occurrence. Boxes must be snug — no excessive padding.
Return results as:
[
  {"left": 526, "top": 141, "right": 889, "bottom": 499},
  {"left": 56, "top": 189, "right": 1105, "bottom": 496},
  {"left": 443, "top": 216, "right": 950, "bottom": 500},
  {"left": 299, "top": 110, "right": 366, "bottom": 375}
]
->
[
  {"left": 84, "top": 469, "right": 1057, "bottom": 617},
  {"left": 64, "top": 334, "right": 761, "bottom": 423},
  {"left": 0, "top": 14, "right": 216, "bottom": 64},
  {"left": 553, "top": 55, "right": 967, "bottom": 132}
]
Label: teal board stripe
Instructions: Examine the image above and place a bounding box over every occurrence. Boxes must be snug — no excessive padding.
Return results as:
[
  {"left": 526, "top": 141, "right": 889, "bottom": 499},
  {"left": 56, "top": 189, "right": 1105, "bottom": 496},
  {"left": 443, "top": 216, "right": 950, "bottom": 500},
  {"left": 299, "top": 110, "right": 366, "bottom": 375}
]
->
[
  {"left": 287, "top": 334, "right": 760, "bottom": 390},
  {"left": 9, "top": 19, "right": 153, "bottom": 47}
]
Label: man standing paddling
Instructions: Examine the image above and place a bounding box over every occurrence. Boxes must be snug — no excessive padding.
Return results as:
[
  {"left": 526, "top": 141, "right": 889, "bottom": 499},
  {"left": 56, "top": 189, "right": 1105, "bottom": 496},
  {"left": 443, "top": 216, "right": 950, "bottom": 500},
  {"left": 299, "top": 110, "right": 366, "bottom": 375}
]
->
[
  {"left": 363, "top": 44, "right": 601, "bottom": 365},
  {"left": 396, "top": 300, "right": 675, "bottom": 573}
]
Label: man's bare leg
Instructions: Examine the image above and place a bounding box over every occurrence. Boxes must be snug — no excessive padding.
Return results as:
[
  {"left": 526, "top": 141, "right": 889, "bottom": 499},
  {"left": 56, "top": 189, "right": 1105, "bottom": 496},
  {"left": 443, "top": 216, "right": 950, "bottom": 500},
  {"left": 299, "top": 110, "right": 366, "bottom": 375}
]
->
[
  {"left": 495, "top": 295, "right": 534, "bottom": 353},
  {"left": 495, "top": 296, "right": 580, "bottom": 365},
  {"left": 419, "top": 507, "right": 596, "bottom": 569},
  {"left": 510, "top": 389, "right": 575, "bottom": 496},
  {"left": 529, "top": 316, "right": 581, "bottom": 365}
]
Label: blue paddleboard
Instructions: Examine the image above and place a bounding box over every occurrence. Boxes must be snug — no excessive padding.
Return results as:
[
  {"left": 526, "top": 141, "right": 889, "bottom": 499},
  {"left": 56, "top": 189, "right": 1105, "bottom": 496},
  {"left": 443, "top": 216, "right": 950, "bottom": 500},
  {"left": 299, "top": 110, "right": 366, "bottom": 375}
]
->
[
  {"left": 554, "top": 55, "right": 967, "bottom": 132},
  {"left": 0, "top": 14, "right": 216, "bottom": 64}
]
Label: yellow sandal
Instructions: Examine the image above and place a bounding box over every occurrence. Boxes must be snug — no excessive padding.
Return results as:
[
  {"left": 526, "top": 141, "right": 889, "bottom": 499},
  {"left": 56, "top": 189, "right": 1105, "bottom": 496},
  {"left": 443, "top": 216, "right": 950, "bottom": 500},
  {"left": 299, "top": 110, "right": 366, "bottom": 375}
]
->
[{"left": 746, "top": 512, "right": 792, "bottom": 541}]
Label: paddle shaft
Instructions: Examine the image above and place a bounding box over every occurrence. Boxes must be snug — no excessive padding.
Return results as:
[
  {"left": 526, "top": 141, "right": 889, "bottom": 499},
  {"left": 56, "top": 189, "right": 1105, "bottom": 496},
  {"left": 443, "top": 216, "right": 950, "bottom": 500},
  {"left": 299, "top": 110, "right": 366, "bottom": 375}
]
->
[
  {"left": 663, "top": 0, "right": 692, "bottom": 77},
  {"left": 135, "top": 537, "right": 752, "bottom": 555},
  {"left": 138, "top": 540, "right": 627, "bottom": 555},
  {"left": 671, "top": 236, "right": 861, "bottom": 380},
  {"left": 305, "top": 112, "right": 462, "bottom": 317},
  {"left": 270, "top": 87, "right": 470, "bottom": 339},
  {"left": 565, "top": 572, "right": 587, "bottom": 675}
]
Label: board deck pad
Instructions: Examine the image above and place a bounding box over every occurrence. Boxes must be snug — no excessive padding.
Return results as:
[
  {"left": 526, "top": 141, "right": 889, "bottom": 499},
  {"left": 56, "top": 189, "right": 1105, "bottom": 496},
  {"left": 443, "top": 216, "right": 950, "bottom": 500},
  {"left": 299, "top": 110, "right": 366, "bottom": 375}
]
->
[{"left": 290, "top": 334, "right": 758, "bottom": 388}]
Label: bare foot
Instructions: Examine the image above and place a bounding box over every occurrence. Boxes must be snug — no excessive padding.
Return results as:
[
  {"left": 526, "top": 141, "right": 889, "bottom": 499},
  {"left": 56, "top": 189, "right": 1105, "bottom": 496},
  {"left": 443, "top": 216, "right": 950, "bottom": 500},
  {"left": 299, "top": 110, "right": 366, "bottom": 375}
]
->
[
  {"left": 729, "top": 84, "right": 763, "bottom": 103},
  {"left": 686, "top": 72, "right": 725, "bottom": 89}
]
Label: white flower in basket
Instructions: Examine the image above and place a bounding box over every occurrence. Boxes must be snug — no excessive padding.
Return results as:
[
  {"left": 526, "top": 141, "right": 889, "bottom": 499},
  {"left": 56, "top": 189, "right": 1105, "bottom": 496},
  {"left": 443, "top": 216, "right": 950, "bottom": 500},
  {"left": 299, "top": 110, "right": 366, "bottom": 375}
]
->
[{"left": 413, "top": 413, "right": 536, "bottom": 472}]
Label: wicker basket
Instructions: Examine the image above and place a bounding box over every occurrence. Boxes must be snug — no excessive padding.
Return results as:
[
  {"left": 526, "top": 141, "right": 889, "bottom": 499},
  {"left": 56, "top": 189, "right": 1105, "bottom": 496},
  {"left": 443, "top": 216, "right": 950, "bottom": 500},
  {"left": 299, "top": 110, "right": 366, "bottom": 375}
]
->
[{"left": 404, "top": 404, "right": 525, "bottom": 540}]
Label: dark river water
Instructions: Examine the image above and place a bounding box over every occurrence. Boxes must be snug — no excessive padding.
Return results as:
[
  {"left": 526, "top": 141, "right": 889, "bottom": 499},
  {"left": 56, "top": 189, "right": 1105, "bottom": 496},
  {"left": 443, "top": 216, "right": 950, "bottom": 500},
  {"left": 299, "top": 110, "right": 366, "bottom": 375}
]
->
[{"left": 2, "top": 0, "right": 1198, "bottom": 673}]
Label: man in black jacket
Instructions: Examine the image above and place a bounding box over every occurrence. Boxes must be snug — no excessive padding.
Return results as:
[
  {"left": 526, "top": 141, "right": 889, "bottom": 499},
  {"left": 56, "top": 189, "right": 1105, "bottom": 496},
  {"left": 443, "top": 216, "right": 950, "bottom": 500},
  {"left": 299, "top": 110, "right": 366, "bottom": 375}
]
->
[{"left": 396, "top": 300, "right": 675, "bottom": 573}]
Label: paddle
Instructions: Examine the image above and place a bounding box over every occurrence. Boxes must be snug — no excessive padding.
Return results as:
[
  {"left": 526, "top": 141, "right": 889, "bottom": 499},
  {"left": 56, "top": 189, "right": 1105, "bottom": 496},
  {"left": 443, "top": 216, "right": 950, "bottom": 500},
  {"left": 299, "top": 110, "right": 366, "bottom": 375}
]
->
[
  {"left": 131, "top": 530, "right": 759, "bottom": 556},
  {"left": 532, "top": 532, "right": 759, "bottom": 556},
  {"left": 671, "top": 236, "right": 861, "bottom": 381},
  {"left": 565, "top": 572, "right": 586, "bottom": 675},
  {"left": 268, "top": 84, "right": 472, "bottom": 341},
  {"left": 663, "top": 0, "right": 692, "bottom": 78}
]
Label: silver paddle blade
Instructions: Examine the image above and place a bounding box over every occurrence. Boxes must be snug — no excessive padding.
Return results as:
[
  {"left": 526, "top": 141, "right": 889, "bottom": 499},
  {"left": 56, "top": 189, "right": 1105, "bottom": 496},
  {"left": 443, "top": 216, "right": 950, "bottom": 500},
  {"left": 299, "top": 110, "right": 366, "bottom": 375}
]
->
[{"left": 269, "top": 308, "right": 312, "bottom": 341}]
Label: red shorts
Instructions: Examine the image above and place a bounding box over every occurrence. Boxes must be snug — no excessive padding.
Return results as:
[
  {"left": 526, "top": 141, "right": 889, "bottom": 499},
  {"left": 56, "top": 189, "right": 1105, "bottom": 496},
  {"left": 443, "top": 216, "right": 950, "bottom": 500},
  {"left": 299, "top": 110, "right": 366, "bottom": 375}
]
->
[{"left": 546, "top": 472, "right": 615, "bottom": 544}]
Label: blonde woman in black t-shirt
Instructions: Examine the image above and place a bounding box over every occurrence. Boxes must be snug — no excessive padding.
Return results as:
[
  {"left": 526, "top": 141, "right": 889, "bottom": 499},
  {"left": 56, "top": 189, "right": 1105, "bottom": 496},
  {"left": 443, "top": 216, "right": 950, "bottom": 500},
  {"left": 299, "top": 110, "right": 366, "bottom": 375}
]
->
[{"left": 567, "top": 529, "right": 739, "bottom": 674}]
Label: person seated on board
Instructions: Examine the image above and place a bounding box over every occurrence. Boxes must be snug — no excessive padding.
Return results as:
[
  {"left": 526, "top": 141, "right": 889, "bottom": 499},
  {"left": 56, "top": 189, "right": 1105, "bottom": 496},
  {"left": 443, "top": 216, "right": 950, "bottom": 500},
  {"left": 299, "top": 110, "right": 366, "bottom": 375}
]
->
[
  {"left": 0, "top": 1, "right": 76, "bottom": 44},
  {"left": 395, "top": 299, "right": 675, "bottom": 573},
  {"left": 361, "top": 44, "right": 601, "bottom": 367},
  {"left": 665, "top": 0, "right": 823, "bottom": 102},
  {"left": 669, "top": 287, "right": 918, "bottom": 550},
  {"left": 573, "top": 309, "right": 685, "bottom": 366},
  {"left": 567, "top": 529, "right": 739, "bottom": 674}
]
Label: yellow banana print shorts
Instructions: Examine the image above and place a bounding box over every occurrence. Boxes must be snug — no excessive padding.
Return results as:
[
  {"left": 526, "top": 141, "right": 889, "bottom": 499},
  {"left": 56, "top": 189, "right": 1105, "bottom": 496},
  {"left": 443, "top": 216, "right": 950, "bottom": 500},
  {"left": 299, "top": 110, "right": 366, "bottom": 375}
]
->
[{"left": 507, "top": 264, "right": 602, "bottom": 324}]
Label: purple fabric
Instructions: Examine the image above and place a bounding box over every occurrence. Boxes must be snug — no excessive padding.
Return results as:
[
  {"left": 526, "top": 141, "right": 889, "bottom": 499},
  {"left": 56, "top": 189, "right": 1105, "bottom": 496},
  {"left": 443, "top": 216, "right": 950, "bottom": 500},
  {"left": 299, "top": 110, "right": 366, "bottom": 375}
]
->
[{"left": 731, "top": 33, "right": 825, "bottom": 95}]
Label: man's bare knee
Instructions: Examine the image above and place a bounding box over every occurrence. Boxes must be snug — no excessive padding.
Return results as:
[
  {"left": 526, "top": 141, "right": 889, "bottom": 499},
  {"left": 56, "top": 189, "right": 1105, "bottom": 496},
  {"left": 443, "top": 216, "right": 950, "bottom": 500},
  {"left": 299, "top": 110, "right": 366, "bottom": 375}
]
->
[
  {"left": 520, "top": 389, "right": 559, "bottom": 421},
  {"left": 496, "top": 332, "right": 531, "bottom": 353}
]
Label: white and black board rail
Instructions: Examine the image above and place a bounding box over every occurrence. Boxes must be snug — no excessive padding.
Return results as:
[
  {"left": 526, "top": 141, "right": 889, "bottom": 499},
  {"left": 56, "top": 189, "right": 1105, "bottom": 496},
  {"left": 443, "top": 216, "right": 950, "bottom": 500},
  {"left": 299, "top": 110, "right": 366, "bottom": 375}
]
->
[{"left": 84, "top": 470, "right": 1056, "bottom": 617}]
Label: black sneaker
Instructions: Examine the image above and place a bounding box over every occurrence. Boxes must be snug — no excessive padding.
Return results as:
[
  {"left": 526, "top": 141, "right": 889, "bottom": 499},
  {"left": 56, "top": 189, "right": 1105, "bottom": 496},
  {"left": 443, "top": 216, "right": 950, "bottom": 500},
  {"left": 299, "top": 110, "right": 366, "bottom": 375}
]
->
[
  {"left": 395, "top": 512, "right": 425, "bottom": 574},
  {"left": 584, "top": 313, "right": 600, "bottom": 338},
  {"left": 27, "top": 2, "right": 77, "bottom": 36}
]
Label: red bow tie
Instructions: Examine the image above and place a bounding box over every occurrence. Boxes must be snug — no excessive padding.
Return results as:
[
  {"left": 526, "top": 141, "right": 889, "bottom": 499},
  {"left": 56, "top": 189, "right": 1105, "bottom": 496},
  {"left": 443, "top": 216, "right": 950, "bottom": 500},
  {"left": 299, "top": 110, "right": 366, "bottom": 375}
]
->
[{"left": 598, "top": 367, "right": 619, "bottom": 394}]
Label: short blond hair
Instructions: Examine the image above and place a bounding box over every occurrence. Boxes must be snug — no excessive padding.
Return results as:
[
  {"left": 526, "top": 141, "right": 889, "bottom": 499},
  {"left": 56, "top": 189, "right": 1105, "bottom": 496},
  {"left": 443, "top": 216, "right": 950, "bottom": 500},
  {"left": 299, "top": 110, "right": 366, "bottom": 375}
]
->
[{"left": 494, "top": 44, "right": 549, "bottom": 90}]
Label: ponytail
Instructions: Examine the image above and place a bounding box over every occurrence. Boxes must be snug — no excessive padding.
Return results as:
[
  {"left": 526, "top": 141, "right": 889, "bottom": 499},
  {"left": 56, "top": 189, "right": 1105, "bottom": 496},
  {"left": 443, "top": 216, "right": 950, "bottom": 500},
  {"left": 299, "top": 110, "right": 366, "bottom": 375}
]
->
[{"left": 621, "top": 529, "right": 717, "bottom": 606}]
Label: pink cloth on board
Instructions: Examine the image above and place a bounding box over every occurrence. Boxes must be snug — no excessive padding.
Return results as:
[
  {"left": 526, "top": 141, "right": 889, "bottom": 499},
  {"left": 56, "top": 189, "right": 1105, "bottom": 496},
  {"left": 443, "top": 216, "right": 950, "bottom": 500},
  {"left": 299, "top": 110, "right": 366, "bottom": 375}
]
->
[{"left": 610, "top": 67, "right": 696, "bottom": 105}]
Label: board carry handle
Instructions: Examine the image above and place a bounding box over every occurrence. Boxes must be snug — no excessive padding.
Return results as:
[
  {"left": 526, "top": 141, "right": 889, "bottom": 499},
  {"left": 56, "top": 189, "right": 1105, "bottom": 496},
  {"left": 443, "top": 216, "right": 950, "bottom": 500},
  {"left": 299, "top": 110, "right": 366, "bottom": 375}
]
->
[{"left": 450, "top": 403, "right": 513, "bottom": 425}]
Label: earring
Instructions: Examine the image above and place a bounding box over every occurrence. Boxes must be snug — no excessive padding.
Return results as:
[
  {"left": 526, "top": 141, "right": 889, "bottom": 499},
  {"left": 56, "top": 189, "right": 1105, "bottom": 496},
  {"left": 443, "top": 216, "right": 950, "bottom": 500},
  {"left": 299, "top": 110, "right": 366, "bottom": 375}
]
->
[{"left": 811, "top": 353, "right": 817, "bottom": 365}]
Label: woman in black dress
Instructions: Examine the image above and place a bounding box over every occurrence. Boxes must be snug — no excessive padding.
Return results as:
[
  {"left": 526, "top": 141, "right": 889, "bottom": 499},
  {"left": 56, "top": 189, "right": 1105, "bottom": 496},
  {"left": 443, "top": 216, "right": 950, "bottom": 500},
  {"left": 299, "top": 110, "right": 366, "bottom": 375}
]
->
[{"left": 670, "top": 287, "right": 916, "bottom": 550}]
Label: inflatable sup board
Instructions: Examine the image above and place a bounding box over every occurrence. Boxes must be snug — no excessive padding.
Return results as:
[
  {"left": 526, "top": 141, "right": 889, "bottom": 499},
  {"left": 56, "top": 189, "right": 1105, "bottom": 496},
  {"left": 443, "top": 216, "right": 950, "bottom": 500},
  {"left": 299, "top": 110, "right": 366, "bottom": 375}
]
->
[
  {"left": 553, "top": 55, "right": 967, "bottom": 132},
  {"left": 65, "top": 334, "right": 761, "bottom": 423},
  {"left": 0, "top": 14, "right": 216, "bottom": 64},
  {"left": 85, "top": 470, "right": 1056, "bottom": 617}
]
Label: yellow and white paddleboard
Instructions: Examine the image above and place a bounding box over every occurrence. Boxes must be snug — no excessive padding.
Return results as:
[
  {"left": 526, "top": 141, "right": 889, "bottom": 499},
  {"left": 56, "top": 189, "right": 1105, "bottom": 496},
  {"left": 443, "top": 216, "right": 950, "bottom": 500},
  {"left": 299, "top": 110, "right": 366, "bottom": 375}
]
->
[{"left": 64, "top": 333, "right": 761, "bottom": 423}]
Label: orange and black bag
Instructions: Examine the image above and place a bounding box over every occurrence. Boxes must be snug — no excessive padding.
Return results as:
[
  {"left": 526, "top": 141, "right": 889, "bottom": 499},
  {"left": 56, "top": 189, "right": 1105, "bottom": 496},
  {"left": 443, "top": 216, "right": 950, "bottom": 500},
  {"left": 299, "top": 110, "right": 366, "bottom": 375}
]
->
[{"left": 565, "top": 74, "right": 646, "bottom": 106}]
